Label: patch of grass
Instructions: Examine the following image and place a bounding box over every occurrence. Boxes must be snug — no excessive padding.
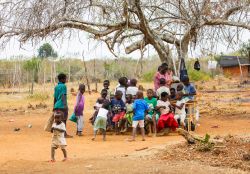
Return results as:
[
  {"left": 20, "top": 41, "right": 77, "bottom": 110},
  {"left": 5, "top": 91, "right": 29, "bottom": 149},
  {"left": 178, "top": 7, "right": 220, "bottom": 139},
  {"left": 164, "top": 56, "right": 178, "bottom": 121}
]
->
[
  {"left": 27, "top": 93, "right": 50, "bottom": 101},
  {"left": 188, "top": 69, "right": 212, "bottom": 82},
  {"left": 142, "top": 70, "right": 155, "bottom": 82}
]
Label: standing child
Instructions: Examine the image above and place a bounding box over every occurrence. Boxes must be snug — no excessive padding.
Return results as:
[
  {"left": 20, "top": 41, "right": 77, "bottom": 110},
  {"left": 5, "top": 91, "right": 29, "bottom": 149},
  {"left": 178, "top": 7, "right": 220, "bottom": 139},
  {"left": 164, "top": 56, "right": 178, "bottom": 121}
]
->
[
  {"left": 144, "top": 89, "right": 158, "bottom": 136},
  {"left": 156, "top": 78, "right": 170, "bottom": 99},
  {"left": 111, "top": 91, "right": 126, "bottom": 134},
  {"left": 89, "top": 89, "right": 108, "bottom": 125},
  {"left": 53, "top": 73, "right": 72, "bottom": 138},
  {"left": 126, "top": 79, "right": 138, "bottom": 97},
  {"left": 92, "top": 101, "right": 110, "bottom": 141},
  {"left": 129, "top": 91, "right": 149, "bottom": 141},
  {"left": 74, "top": 84, "right": 85, "bottom": 136},
  {"left": 51, "top": 111, "right": 67, "bottom": 162},
  {"left": 171, "top": 92, "right": 186, "bottom": 128},
  {"left": 121, "top": 94, "right": 133, "bottom": 133},
  {"left": 103, "top": 80, "right": 112, "bottom": 100},
  {"left": 156, "top": 92, "right": 178, "bottom": 133},
  {"left": 182, "top": 77, "right": 196, "bottom": 101}
]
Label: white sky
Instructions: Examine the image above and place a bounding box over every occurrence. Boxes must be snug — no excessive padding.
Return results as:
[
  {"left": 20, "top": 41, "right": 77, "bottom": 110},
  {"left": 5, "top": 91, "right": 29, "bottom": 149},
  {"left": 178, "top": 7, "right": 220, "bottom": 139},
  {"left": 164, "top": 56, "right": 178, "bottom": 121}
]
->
[{"left": 0, "top": 31, "right": 249, "bottom": 60}]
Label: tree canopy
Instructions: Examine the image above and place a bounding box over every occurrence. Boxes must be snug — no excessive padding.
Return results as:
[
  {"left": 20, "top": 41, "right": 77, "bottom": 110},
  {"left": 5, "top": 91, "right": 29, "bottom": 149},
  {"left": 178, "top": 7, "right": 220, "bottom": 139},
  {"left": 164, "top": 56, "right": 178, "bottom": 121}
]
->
[
  {"left": 38, "top": 43, "right": 58, "bottom": 58},
  {"left": 0, "top": 0, "right": 249, "bottom": 68}
]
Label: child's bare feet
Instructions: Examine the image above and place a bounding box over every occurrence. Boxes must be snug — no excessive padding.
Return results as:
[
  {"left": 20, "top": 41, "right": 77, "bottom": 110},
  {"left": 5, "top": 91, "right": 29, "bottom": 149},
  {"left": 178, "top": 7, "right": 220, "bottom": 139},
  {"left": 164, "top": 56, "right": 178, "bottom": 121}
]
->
[
  {"left": 62, "top": 158, "right": 67, "bottom": 162},
  {"left": 49, "top": 159, "right": 56, "bottom": 163},
  {"left": 142, "top": 138, "right": 146, "bottom": 141},
  {"left": 147, "top": 133, "right": 152, "bottom": 137},
  {"left": 91, "top": 137, "right": 95, "bottom": 141}
]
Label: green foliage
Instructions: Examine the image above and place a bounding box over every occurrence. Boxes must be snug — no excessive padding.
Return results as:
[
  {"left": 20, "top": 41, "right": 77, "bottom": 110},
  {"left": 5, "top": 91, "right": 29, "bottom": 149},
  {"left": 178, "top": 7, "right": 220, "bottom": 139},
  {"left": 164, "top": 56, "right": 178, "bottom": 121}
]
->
[
  {"left": 188, "top": 69, "right": 211, "bottom": 82},
  {"left": 142, "top": 70, "right": 155, "bottom": 82},
  {"left": 38, "top": 43, "right": 57, "bottom": 58},
  {"left": 239, "top": 39, "right": 250, "bottom": 58},
  {"left": 27, "top": 92, "right": 49, "bottom": 101},
  {"left": 23, "top": 58, "right": 40, "bottom": 71}
]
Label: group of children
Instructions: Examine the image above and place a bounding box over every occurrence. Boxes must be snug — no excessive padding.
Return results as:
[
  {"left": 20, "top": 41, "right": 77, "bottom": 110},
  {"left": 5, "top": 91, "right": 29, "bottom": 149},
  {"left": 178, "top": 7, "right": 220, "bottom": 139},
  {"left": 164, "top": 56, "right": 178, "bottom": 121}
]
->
[{"left": 50, "top": 73, "right": 196, "bottom": 161}]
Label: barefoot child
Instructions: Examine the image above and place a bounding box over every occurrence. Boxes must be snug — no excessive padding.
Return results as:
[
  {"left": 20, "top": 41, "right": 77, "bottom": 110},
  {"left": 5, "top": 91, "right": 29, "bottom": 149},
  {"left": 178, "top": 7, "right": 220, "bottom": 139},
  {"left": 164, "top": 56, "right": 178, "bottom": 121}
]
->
[
  {"left": 92, "top": 101, "right": 110, "bottom": 141},
  {"left": 144, "top": 89, "right": 158, "bottom": 136},
  {"left": 156, "top": 92, "right": 178, "bottom": 133},
  {"left": 121, "top": 94, "right": 133, "bottom": 132},
  {"left": 51, "top": 111, "right": 67, "bottom": 162},
  {"left": 129, "top": 91, "right": 149, "bottom": 141},
  {"left": 111, "top": 91, "right": 125, "bottom": 134},
  {"left": 171, "top": 92, "right": 186, "bottom": 128},
  {"left": 74, "top": 84, "right": 85, "bottom": 136}
]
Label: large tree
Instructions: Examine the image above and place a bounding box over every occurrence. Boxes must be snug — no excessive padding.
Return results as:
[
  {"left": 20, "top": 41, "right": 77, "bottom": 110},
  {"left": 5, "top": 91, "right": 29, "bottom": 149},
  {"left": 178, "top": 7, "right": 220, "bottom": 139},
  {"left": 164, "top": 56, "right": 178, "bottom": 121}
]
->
[
  {"left": 0, "top": 0, "right": 249, "bottom": 68},
  {"left": 38, "top": 43, "right": 58, "bottom": 58}
]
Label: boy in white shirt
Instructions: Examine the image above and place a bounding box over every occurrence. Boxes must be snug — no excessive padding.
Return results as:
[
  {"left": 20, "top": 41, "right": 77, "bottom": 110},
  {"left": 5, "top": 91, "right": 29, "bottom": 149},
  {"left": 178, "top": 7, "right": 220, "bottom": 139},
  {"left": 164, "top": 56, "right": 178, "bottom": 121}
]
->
[
  {"left": 50, "top": 111, "right": 67, "bottom": 162},
  {"left": 126, "top": 79, "right": 138, "bottom": 97},
  {"left": 156, "top": 78, "right": 170, "bottom": 99},
  {"left": 172, "top": 92, "right": 186, "bottom": 128}
]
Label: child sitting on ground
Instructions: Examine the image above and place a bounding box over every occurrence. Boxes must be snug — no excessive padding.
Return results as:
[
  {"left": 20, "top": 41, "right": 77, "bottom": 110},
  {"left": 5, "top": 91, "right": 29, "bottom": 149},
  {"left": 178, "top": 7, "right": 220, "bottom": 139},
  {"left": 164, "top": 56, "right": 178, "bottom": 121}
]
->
[
  {"left": 156, "top": 92, "right": 178, "bottom": 134},
  {"left": 50, "top": 111, "right": 67, "bottom": 162},
  {"left": 121, "top": 94, "right": 133, "bottom": 133},
  {"left": 92, "top": 101, "right": 110, "bottom": 141},
  {"left": 144, "top": 89, "right": 158, "bottom": 136},
  {"left": 111, "top": 90, "right": 126, "bottom": 134},
  {"left": 126, "top": 79, "right": 138, "bottom": 97},
  {"left": 171, "top": 92, "right": 186, "bottom": 128},
  {"left": 74, "top": 84, "right": 85, "bottom": 136},
  {"left": 129, "top": 91, "right": 149, "bottom": 141},
  {"left": 156, "top": 78, "right": 170, "bottom": 99}
]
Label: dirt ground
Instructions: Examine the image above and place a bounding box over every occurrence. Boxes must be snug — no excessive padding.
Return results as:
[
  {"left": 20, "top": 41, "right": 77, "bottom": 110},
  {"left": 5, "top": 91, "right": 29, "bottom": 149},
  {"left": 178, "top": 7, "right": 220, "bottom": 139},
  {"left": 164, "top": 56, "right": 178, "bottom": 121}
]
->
[{"left": 0, "top": 78, "right": 250, "bottom": 174}]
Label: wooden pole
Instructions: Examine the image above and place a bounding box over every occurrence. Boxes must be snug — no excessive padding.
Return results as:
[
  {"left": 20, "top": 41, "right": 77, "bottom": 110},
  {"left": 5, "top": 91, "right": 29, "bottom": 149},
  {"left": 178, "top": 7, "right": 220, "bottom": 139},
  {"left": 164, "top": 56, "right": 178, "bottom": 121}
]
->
[
  {"left": 94, "top": 58, "right": 97, "bottom": 92},
  {"left": 82, "top": 51, "right": 91, "bottom": 94},
  {"left": 237, "top": 56, "right": 243, "bottom": 82}
]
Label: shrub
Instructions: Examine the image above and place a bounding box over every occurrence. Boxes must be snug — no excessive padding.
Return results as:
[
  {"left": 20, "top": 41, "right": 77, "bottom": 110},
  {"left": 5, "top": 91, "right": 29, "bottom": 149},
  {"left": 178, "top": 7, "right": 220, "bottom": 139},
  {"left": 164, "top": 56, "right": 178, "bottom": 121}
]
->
[
  {"left": 27, "top": 93, "right": 50, "bottom": 101},
  {"left": 142, "top": 70, "right": 155, "bottom": 82},
  {"left": 188, "top": 69, "right": 211, "bottom": 82}
]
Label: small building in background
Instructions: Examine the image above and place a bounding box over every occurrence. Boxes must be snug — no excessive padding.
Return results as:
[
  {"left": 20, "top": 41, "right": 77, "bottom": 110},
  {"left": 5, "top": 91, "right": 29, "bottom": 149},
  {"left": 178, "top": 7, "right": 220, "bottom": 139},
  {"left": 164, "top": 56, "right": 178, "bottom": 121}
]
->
[{"left": 219, "top": 56, "right": 250, "bottom": 77}]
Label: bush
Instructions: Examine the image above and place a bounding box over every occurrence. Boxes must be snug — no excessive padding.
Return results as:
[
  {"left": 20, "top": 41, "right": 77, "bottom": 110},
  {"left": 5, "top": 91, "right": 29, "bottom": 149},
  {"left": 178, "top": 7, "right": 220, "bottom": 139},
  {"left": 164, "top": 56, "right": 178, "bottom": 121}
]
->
[
  {"left": 142, "top": 70, "right": 155, "bottom": 82},
  {"left": 27, "top": 93, "right": 50, "bottom": 101},
  {"left": 188, "top": 69, "right": 211, "bottom": 82}
]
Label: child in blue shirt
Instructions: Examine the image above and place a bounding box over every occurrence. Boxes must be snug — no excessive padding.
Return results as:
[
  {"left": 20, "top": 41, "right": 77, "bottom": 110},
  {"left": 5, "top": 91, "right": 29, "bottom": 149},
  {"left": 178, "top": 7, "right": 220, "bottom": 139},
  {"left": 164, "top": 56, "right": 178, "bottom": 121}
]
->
[
  {"left": 129, "top": 91, "right": 149, "bottom": 141},
  {"left": 182, "top": 77, "right": 196, "bottom": 101}
]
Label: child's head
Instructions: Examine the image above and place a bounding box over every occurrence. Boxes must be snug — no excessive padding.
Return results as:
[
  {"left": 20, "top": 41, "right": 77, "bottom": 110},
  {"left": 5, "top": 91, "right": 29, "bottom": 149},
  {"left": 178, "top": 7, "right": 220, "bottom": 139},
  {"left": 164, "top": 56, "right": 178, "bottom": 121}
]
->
[
  {"left": 161, "top": 92, "right": 169, "bottom": 101},
  {"left": 176, "top": 92, "right": 184, "bottom": 100},
  {"left": 115, "top": 90, "right": 123, "bottom": 100},
  {"left": 102, "top": 101, "right": 110, "bottom": 110},
  {"left": 160, "top": 63, "right": 168, "bottom": 74},
  {"left": 54, "top": 111, "right": 63, "bottom": 124},
  {"left": 146, "top": 89, "right": 154, "bottom": 99},
  {"left": 58, "top": 73, "right": 67, "bottom": 83},
  {"left": 118, "top": 77, "right": 128, "bottom": 87},
  {"left": 170, "top": 88, "right": 176, "bottom": 97},
  {"left": 129, "top": 79, "right": 137, "bottom": 87},
  {"left": 177, "top": 84, "right": 184, "bottom": 92},
  {"left": 79, "top": 84, "right": 85, "bottom": 93},
  {"left": 126, "top": 94, "right": 133, "bottom": 103},
  {"left": 103, "top": 80, "right": 110, "bottom": 89},
  {"left": 159, "top": 78, "right": 166, "bottom": 86},
  {"left": 97, "top": 98, "right": 104, "bottom": 104},
  {"left": 182, "top": 77, "right": 190, "bottom": 86},
  {"left": 101, "top": 89, "right": 108, "bottom": 99},
  {"left": 136, "top": 90, "right": 144, "bottom": 99}
]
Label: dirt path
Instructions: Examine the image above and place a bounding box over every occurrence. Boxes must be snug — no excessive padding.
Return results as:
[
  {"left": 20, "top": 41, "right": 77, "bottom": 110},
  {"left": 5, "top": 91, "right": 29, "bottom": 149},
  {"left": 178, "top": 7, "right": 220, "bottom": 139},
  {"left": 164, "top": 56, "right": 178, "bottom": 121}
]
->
[{"left": 0, "top": 112, "right": 249, "bottom": 174}]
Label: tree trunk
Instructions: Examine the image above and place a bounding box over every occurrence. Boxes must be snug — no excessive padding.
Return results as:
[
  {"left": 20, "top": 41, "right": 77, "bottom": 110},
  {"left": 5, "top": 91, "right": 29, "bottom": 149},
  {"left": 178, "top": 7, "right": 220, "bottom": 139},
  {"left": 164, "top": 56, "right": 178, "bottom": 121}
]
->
[{"left": 31, "top": 69, "right": 34, "bottom": 94}]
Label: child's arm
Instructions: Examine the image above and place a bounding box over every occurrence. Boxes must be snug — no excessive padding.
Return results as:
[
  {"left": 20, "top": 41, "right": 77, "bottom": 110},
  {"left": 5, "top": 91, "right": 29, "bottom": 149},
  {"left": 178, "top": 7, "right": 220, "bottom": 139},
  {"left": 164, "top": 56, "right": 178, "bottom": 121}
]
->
[
  {"left": 62, "top": 94, "right": 67, "bottom": 110},
  {"left": 53, "top": 128, "right": 66, "bottom": 133}
]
